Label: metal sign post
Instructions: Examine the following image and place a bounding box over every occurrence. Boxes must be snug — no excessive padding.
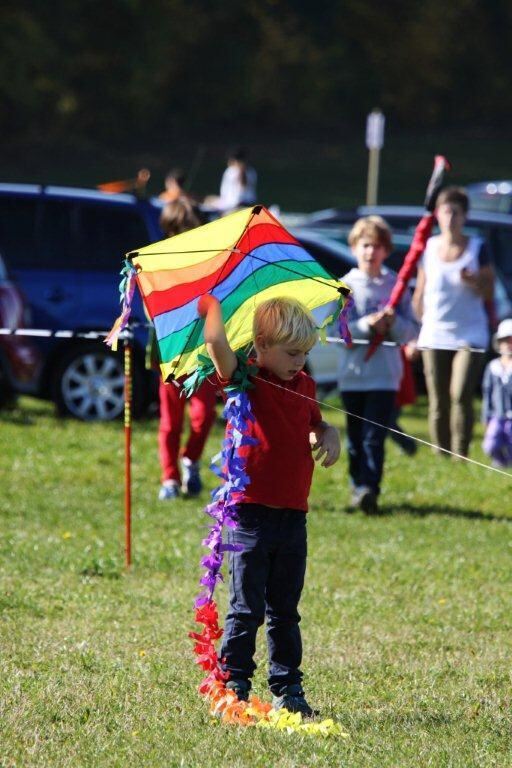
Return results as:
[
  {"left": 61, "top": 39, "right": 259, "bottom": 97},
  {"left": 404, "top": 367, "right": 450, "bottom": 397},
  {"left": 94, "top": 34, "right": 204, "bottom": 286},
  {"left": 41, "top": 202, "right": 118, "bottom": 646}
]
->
[{"left": 366, "top": 109, "right": 385, "bottom": 205}]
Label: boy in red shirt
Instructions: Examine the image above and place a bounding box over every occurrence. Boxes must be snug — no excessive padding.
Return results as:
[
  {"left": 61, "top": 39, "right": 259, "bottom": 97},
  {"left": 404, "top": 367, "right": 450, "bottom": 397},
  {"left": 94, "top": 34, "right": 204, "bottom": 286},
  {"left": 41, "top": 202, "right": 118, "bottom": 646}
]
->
[{"left": 198, "top": 294, "right": 340, "bottom": 716}]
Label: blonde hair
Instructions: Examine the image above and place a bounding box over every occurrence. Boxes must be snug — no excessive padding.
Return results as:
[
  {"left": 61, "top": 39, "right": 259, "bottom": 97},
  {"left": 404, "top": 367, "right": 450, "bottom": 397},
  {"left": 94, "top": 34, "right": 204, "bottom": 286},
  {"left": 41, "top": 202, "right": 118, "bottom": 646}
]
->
[
  {"left": 253, "top": 297, "right": 318, "bottom": 351},
  {"left": 160, "top": 198, "right": 200, "bottom": 238},
  {"left": 348, "top": 215, "right": 393, "bottom": 253}
]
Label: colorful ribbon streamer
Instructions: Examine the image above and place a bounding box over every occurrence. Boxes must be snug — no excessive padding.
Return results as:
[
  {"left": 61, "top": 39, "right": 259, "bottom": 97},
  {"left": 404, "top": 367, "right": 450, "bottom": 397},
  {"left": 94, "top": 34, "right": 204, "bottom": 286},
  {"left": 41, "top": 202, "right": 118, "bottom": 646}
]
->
[
  {"left": 104, "top": 259, "right": 138, "bottom": 351},
  {"left": 187, "top": 354, "right": 349, "bottom": 738}
]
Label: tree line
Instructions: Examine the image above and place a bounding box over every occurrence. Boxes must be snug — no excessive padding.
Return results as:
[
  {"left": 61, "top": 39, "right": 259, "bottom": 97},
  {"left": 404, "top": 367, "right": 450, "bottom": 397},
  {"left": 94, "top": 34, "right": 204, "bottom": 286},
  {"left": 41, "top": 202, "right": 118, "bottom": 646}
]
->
[{"left": 2, "top": 0, "right": 512, "bottom": 144}]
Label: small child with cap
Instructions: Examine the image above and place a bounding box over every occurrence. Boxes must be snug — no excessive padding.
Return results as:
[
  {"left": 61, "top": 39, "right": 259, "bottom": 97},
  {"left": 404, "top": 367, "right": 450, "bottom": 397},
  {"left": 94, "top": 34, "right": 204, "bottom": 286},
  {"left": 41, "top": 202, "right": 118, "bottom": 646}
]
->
[{"left": 482, "top": 318, "right": 512, "bottom": 467}]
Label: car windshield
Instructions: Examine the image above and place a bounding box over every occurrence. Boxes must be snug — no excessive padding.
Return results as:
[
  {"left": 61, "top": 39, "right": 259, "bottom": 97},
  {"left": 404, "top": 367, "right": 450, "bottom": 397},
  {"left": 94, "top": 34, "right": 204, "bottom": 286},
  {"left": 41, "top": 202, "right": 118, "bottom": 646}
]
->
[{"left": 0, "top": 253, "right": 7, "bottom": 281}]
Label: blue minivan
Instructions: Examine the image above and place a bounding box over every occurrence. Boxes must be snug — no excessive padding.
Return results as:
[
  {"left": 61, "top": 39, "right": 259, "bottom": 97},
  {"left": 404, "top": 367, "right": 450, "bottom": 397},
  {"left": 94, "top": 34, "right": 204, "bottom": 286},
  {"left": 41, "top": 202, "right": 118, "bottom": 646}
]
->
[
  {"left": 0, "top": 184, "right": 164, "bottom": 420},
  {"left": 0, "top": 185, "right": 359, "bottom": 418}
]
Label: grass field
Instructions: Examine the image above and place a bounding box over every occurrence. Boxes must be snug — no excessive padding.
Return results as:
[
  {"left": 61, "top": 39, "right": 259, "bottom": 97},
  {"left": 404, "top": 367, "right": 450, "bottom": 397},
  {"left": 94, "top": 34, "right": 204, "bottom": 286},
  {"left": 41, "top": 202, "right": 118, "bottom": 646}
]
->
[{"left": 1, "top": 396, "right": 511, "bottom": 767}]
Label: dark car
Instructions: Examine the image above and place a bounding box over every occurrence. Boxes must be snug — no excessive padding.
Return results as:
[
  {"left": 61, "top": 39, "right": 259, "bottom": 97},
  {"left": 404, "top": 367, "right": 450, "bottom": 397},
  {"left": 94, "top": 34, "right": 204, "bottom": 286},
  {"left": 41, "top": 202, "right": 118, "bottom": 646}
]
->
[
  {"left": 0, "top": 250, "right": 40, "bottom": 407},
  {"left": 466, "top": 181, "right": 512, "bottom": 215},
  {"left": 0, "top": 184, "right": 164, "bottom": 420}
]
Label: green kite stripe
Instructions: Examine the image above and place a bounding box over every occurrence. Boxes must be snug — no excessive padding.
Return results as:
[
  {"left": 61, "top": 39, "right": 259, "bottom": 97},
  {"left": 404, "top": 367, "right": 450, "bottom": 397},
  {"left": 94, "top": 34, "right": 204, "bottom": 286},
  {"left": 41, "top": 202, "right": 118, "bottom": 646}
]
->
[{"left": 157, "top": 259, "right": 333, "bottom": 363}]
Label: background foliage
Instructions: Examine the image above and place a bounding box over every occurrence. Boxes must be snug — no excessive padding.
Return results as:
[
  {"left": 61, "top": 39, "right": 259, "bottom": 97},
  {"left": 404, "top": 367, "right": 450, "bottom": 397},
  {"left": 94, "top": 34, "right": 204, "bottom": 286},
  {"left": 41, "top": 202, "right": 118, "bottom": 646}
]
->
[{"left": 2, "top": 0, "right": 512, "bottom": 145}]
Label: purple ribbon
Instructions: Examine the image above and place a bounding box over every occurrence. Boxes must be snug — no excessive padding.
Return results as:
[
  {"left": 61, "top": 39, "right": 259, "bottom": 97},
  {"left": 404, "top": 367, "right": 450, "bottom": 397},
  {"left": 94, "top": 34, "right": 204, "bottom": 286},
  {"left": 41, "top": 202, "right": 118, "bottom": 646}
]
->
[
  {"left": 194, "top": 389, "right": 256, "bottom": 608},
  {"left": 338, "top": 294, "right": 353, "bottom": 345}
]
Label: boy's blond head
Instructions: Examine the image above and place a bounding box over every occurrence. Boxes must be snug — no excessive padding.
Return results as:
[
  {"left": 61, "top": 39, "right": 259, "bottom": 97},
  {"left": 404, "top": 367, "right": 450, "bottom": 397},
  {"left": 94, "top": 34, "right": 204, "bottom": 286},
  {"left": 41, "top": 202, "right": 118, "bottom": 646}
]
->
[
  {"left": 253, "top": 297, "right": 318, "bottom": 351},
  {"left": 348, "top": 215, "right": 393, "bottom": 253}
]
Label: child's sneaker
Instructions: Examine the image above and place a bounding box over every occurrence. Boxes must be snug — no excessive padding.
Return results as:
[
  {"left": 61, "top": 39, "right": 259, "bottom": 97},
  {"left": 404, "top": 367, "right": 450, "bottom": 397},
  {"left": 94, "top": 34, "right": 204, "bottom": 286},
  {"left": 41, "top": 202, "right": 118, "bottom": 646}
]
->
[
  {"left": 225, "top": 679, "right": 250, "bottom": 702},
  {"left": 350, "top": 485, "right": 378, "bottom": 514},
  {"left": 158, "top": 480, "right": 180, "bottom": 501},
  {"left": 272, "top": 684, "right": 314, "bottom": 717},
  {"left": 181, "top": 457, "right": 202, "bottom": 496}
]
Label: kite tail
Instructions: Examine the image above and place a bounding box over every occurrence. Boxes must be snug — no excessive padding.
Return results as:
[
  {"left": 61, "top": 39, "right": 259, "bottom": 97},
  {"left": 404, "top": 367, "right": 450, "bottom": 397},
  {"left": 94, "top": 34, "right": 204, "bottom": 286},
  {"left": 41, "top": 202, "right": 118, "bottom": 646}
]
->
[
  {"left": 186, "top": 354, "right": 349, "bottom": 737},
  {"left": 104, "top": 259, "right": 138, "bottom": 351},
  {"left": 338, "top": 293, "right": 353, "bottom": 346}
]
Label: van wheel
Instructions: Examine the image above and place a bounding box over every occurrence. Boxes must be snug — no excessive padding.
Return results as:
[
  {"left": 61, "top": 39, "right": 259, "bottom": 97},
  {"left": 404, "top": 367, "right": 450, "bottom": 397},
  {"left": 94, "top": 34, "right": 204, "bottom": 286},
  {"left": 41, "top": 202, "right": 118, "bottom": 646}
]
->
[{"left": 52, "top": 343, "right": 144, "bottom": 421}]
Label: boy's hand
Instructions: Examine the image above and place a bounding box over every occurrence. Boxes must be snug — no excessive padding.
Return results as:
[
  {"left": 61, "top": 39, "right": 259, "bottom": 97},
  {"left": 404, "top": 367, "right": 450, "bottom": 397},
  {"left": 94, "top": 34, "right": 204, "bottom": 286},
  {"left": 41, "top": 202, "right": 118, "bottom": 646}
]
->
[
  {"left": 367, "top": 309, "right": 394, "bottom": 337},
  {"left": 198, "top": 293, "right": 220, "bottom": 317},
  {"left": 311, "top": 425, "right": 340, "bottom": 467}
]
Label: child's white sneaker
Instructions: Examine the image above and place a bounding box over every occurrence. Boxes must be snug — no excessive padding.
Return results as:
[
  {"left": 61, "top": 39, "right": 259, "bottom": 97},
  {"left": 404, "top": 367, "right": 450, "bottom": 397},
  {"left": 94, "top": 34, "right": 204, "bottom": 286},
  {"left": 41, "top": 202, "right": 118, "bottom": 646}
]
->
[
  {"left": 158, "top": 480, "right": 180, "bottom": 501},
  {"left": 181, "top": 457, "right": 202, "bottom": 496}
]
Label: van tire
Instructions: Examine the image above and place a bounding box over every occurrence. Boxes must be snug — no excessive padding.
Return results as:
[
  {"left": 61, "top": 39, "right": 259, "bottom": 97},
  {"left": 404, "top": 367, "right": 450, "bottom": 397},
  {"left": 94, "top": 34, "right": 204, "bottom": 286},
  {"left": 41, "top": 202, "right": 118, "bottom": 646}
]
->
[{"left": 52, "top": 343, "right": 146, "bottom": 421}]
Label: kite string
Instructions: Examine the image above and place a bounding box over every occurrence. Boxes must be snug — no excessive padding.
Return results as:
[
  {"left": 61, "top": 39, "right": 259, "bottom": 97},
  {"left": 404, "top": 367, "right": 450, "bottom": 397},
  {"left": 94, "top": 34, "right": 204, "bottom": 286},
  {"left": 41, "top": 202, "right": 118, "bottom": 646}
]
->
[{"left": 252, "top": 375, "right": 512, "bottom": 479}]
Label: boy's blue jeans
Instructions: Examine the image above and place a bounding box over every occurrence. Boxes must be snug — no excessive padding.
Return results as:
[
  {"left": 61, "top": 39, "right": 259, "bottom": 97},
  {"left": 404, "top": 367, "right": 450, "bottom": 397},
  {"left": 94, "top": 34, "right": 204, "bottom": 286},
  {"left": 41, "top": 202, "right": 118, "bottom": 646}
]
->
[
  {"left": 220, "top": 504, "right": 307, "bottom": 695},
  {"left": 341, "top": 389, "right": 396, "bottom": 495}
]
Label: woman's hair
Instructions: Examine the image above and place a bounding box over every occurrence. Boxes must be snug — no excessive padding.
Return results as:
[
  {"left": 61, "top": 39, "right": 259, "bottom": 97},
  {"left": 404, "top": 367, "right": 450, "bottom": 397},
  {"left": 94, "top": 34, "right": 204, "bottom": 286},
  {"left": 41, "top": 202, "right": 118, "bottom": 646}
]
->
[
  {"left": 165, "top": 167, "right": 186, "bottom": 187},
  {"left": 228, "top": 146, "right": 248, "bottom": 187},
  {"left": 436, "top": 185, "right": 469, "bottom": 213},
  {"left": 253, "top": 297, "right": 318, "bottom": 351},
  {"left": 348, "top": 215, "right": 393, "bottom": 253},
  {"left": 159, "top": 198, "right": 200, "bottom": 237},
  {"left": 227, "top": 146, "right": 247, "bottom": 163}
]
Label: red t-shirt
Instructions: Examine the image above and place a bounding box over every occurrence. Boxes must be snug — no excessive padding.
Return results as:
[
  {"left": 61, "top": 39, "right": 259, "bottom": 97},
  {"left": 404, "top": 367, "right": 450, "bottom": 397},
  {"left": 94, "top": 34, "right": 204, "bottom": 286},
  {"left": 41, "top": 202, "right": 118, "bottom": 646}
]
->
[{"left": 226, "top": 364, "right": 323, "bottom": 512}]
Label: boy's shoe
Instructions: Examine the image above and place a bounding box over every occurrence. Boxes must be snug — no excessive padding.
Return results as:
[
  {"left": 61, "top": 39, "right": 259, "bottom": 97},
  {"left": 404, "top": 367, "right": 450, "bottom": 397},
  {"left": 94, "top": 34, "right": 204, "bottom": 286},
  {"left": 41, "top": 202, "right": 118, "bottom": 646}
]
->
[
  {"left": 272, "top": 684, "right": 314, "bottom": 717},
  {"left": 392, "top": 433, "right": 418, "bottom": 456},
  {"left": 225, "top": 679, "right": 250, "bottom": 702},
  {"left": 158, "top": 480, "right": 180, "bottom": 501},
  {"left": 181, "top": 457, "right": 202, "bottom": 496},
  {"left": 350, "top": 485, "right": 379, "bottom": 515}
]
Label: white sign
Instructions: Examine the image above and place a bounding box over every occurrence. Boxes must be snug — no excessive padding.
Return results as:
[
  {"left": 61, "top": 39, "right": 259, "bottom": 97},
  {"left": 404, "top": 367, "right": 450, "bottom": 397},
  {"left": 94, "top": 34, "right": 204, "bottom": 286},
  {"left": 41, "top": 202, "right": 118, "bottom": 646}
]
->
[{"left": 366, "top": 110, "right": 385, "bottom": 150}]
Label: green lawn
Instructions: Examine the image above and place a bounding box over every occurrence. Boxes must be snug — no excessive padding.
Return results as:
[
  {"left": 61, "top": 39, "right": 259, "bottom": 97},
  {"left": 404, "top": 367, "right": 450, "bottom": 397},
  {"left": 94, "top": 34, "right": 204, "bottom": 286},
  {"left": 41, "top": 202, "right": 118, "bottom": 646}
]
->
[{"left": 1, "top": 396, "right": 511, "bottom": 767}]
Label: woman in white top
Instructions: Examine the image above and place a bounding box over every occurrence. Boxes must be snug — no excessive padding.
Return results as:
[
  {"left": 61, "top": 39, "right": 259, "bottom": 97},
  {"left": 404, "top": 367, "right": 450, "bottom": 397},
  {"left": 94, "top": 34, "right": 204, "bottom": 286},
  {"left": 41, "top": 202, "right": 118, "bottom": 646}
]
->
[
  {"left": 205, "top": 147, "right": 257, "bottom": 214},
  {"left": 413, "top": 186, "right": 494, "bottom": 457}
]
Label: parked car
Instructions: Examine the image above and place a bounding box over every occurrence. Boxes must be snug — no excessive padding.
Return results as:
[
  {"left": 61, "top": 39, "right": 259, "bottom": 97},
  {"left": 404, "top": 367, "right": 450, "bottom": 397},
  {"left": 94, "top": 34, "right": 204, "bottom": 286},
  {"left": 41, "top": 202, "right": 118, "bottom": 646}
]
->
[
  {"left": 0, "top": 186, "right": 357, "bottom": 417},
  {"left": 0, "top": 184, "right": 166, "bottom": 420},
  {"left": 466, "top": 181, "right": 512, "bottom": 214},
  {"left": 0, "top": 250, "right": 40, "bottom": 407}
]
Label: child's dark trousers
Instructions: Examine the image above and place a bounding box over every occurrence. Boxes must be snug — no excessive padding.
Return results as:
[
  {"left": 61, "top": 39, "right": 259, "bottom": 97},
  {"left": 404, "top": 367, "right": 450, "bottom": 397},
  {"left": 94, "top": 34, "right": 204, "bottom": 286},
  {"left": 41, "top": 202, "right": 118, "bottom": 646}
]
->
[
  {"left": 341, "top": 389, "right": 396, "bottom": 495},
  {"left": 220, "top": 504, "right": 307, "bottom": 695}
]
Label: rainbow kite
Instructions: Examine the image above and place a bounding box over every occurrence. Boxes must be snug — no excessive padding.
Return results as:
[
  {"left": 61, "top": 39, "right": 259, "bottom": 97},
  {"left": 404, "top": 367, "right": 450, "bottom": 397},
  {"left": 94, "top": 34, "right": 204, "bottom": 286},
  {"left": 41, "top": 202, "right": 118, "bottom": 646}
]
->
[{"left": 106, "top": 205, "right": 350, "bottom": 379}]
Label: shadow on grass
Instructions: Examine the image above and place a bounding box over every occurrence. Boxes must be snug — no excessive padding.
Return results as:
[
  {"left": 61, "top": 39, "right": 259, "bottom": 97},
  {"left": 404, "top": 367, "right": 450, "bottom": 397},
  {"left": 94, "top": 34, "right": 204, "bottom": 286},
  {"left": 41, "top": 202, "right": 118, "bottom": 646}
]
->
[
  {"left": 377, "top": 503, "right": 512, "bottom": 524},
  {"left": 0, "top": 410, "right": 40, "bottom": 425}
]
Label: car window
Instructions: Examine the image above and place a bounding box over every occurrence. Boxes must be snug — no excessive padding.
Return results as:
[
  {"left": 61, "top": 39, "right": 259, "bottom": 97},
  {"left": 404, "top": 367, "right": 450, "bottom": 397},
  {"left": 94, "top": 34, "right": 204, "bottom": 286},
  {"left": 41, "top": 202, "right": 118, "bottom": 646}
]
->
[
  {"left": 385, "top": 244, "right": 410, "bottom": 273},
  {"left": 298, "top": 239, "right": 353, "bottom": 278},
  {"left": 0, "top": 252, "right": 7, "bottom": 280},
  {"left": 469, "top": 194, "right": 512, "bottom": 214},
  {"left": 490, "top": 227, "right": 512, "bottom": 295},
  {"left": 0, "top": 196, "right": 37, "bottom": 267},
  {"left": 37, "top": 199, "right": 76, "bottom": 268},
  {"left": 76, "top": 204, "right": 150, "bottom": 270}
]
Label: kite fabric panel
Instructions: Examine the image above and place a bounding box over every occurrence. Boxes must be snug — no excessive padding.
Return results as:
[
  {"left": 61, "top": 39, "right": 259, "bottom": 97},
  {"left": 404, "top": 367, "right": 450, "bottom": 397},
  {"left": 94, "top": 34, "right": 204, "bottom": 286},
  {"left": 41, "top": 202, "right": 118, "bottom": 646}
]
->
[{"left": 129, "top": 205, "right": 350, "bottom": 381}]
